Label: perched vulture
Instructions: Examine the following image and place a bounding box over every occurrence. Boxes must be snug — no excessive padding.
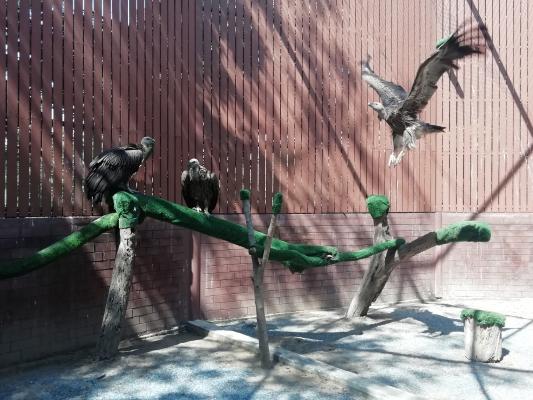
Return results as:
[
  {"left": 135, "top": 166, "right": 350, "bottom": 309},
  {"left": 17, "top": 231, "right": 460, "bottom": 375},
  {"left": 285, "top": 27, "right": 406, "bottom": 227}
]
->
[
  {"left": 362, "top": 20, "right": 486, "bottom": 166},
  {"left": 85, "top": 137, "right": 155, "bottom": 205},
  {"left": 181, "top": 159, "right": 219, "bottom": 215}
]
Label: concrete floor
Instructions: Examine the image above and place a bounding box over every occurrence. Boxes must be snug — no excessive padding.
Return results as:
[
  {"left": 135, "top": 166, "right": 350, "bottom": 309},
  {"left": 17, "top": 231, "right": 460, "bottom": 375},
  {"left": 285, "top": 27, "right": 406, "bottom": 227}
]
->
[{"left": 222, "top": 298, "right": 533, "bottom": 400}]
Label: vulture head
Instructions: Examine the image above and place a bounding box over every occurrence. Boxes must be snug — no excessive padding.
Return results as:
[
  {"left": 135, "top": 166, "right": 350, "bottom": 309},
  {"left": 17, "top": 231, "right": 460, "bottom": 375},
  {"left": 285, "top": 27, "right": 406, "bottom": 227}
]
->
[
  {"left": 141, "top": 136, "right": 156, "bottom": 161},
  {"left": 368, "top": 102, "right": 385, "bottom": 121},
  {"left": 187, "top": 158, "right": 202, "bottom": 181}
]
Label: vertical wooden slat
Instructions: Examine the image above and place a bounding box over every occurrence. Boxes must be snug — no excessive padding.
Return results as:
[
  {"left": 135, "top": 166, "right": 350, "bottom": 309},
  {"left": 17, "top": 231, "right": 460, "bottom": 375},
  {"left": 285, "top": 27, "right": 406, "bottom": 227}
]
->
[
  {"left": 519, "top": 0, "right": 528, "bottom": 211},
  {"left": 51, "top": 0, "right": 63, "bottom": 215},
  {"left": 307, "top": 0, "right": 317, "bottom": 213},
  {"left": 224, "top": 0, "right": 235, "bottom": 212},
  {"left": 30, "top": 0, "right": 42, "bottom": 216},
  {"left": 102, "top": 0, "right": 112, "bottom": 152},
  {"left": 135, "top": 0, "right": 146, "bottom": 194},
  {"left": 166, "top": 0, "right": 175, "bottom": 202},
  {"left": 82, "top": 0, "right": 94, "bottom": 215},
  {"left": 18, "top": 0, "right": 31, "bottom": 216},
  {"left": 145, "top": 0, "right": 154, "bottom": 195},
  {"left": 210, "top": 0, "right": 221, "bottom": 207},
  {"left": 194, "top": 0, "right": 203, "bottom": 176},
  {"left": 272, "top": 0, "right": 281, "bottom": 198},
  {"left": 0, "top": 0, "right": 6, "bottom": 216},
  {"left": 218, "top": 1, "right": 228, "bottom": 213},
  {"left": 160, "top": 0, "right": 169, "bottom": 200},
  {"left": 72, "top": 0, "right": 85, "bottom": 215},
  {"left": 93, "top": 0, "right": 103, "bottom": 181},
  {"left": 5, "top": 0, "right": 18, "bottom": 216},
  {"left": 62, "top": 0, "right": 74, "bottom": 215},
  {"left": 39, "top": 0, "right": 51, "bottom": 216},
  {"left": 240, "top": 0, "right": 251, "bottom": 209}
]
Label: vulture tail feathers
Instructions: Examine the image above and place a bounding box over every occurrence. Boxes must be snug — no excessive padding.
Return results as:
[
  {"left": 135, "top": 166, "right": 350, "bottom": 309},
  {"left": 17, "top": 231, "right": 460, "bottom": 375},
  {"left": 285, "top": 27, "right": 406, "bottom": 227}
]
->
[{"left": 422, "top": 123, "right": 446, "bottom": 134}]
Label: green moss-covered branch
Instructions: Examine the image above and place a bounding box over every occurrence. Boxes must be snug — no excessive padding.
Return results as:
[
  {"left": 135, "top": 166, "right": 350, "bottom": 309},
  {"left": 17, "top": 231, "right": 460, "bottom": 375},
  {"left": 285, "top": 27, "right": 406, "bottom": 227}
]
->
[
  {"left": 0, "top": 192, "right": 405, "bottom": 279},
  {"left": 131, "top": 192, "right": 404, "bottom": 272},
  {"left": 460, "top": 309, "right": 506, "bottom": 327},
  {"left": 435, "top": 221, "right": 491, "bottom": 245},
  {"left": 0, "top": 213, "right": 119, "bottom": 280}
]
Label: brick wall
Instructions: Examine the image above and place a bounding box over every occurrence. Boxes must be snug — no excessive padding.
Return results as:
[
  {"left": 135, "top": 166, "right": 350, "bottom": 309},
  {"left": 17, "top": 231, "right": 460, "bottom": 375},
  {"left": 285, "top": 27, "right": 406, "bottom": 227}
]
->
[
  {"left": 0, "top": 218, "right": 190, "bottom": 367},
  {"left": 200, "top": 213, "right": 436, "bottom": 320},
  {"left": 439, "top": 213, "right": 533, "bottom": 299},
  {"left": 2, "top": 211, "right": 531, "bottom": 367}
]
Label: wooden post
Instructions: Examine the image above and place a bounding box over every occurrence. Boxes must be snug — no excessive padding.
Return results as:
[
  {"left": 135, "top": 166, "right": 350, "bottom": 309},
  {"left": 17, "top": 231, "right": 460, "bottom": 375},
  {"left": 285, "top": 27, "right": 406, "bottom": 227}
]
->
[
  {"left": 97, "top": 192, "right": 141, "bottom": 359},
  {"left": 240, "top": 189, "right": 272, "bottom": 369},
  {"left": 346, "top": 196, "right": 491, "bottom": 319},
  {"left": 96, "top": 227, "right": 137, "bottom": 359}
]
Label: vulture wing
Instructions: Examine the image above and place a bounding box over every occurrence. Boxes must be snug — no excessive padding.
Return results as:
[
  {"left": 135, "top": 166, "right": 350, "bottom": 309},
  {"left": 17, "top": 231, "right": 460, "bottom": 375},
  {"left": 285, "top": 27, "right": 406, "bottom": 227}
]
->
[
  {"left": 207, "top": 172, "right": 220, "bottom": 213},
  {"left": 85, "top": 144, "right": 143, "bottom": 204},
  {"left": 361, "top": 59, "right": 408, "bottom": 107},
  {"left": 181, "top": 170, "right": 196, "bottom": 208},
  {"left": 399, "top": 21, "right": 486, "bottom": 116}
]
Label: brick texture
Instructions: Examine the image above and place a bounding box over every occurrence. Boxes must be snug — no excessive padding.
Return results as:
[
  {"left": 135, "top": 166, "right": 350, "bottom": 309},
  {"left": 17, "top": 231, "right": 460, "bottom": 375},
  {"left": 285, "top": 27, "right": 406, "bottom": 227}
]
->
[
  {"left": 1, "top": 212, "right": 530, "bottom": 367},
  {"left": 0, "top": 218, "right": 191, "bottom": 367},
  {"left": 439, "top": 213, "right": 533, "bottom": 299}
]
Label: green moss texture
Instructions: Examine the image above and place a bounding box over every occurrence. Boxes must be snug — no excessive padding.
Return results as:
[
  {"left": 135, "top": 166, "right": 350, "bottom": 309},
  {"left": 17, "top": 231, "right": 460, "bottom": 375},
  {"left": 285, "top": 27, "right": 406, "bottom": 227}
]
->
[
  {"left": 436, "top": 221, "right": 491, "bottom": 245},
  {"left": 272, "top": 192, "right": 283, "bottom": 214},
  {"left": 0, "top": 213, "right": 119, "bottom": 279},
  {"left": 460, "top": 309, "right": 506, "bottom": 327},
  {"left": 366, "top": 195, "right": 390, "bottom": 219}
]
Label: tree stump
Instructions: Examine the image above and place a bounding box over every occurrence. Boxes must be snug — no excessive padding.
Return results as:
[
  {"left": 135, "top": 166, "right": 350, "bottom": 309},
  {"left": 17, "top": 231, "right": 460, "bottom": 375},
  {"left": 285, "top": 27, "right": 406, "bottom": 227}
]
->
[{"left": 461, "top": 309, "right": 505, "bottom": 363}]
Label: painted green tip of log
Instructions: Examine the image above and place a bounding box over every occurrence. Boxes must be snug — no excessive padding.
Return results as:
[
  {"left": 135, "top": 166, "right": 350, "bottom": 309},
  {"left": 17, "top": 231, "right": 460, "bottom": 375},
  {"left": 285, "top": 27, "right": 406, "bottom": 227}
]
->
[
  {"left": 460, "top": 309, "right": 506, "bottom": 327},
  {"left": 272, "top": 193, "right": 283, "bottom": 214},
  {"left": 436, "top": 34, "right": 453, "bottom": 49},
  {"left": 435, "top": 221, "right": 491, "bottom": 245},
  {"left": 0, "top": 213, "right": 119, "bottom": 280},
  {"left": 113, "top": 191, "right": 142, "bottom": 229},
  {"left": 240, "top": 189, "right": 251, "bottom": 200},
  {"left": 366, "top": 195, "right": 390, "bottom": 219}
]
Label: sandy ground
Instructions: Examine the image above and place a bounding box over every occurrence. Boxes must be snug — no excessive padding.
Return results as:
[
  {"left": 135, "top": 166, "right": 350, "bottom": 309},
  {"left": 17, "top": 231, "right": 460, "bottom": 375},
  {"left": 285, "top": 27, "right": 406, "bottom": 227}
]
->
[
  {"left": 222, "top": 298, "right": 533, "bottom": 400},
  {"left": 0, "top": 332, "right": 353, "bottom": 400}
]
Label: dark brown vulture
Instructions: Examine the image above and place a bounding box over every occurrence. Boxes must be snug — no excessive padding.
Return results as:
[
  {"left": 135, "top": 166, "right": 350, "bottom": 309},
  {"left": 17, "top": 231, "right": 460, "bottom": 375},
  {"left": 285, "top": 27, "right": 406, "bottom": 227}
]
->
[
  {"left": 362, "top": 20, "right": 486, "bottom": 166},
  {"left": 85, "top": 137, "right": 155, "bottom": 205},
  {"left": 181, "top": 158, "right": 219, "bottom": 215}
]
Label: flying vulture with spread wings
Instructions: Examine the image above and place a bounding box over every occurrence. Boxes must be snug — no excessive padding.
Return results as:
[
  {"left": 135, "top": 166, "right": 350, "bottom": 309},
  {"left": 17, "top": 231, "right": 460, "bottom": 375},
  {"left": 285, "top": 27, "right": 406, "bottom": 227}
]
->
[
  {"left": 85, "top": 137, "right": 155, "bottom": 205},
  {"left": 362, "top": 21, "right": 486, "bottom": 166},
  {"left": 181, "top": 158, "right": 220, "bottom": 215}
]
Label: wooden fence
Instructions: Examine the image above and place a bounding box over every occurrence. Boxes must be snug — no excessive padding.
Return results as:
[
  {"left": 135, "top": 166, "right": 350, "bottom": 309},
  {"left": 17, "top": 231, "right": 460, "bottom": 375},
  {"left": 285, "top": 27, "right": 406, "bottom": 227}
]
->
[{"left": 1, "top": 0, "right": 532, "bottom": 217}]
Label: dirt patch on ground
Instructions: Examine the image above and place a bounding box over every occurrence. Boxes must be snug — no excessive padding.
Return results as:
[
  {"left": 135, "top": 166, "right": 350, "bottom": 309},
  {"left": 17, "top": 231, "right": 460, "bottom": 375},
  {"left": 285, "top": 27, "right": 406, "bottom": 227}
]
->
[{"left": 0, "top": 331, "right": 353, "bottom": 400}]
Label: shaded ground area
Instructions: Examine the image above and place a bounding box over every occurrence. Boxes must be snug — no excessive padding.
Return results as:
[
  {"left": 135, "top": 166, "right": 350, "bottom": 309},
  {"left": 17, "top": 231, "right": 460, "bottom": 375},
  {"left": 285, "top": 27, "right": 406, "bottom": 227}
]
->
[
  {"left": 0, "top": 332, "right": 352, "bottom": 400},
  {"left": 222, "top": 299, "right": 533, "bottom": 400}
]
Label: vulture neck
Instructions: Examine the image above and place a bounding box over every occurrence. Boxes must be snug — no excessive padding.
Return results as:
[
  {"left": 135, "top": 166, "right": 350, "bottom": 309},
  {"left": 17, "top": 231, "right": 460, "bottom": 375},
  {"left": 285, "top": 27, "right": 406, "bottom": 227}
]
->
[{"left": 141, "top": 145, "right": 154, "bottom": 162}]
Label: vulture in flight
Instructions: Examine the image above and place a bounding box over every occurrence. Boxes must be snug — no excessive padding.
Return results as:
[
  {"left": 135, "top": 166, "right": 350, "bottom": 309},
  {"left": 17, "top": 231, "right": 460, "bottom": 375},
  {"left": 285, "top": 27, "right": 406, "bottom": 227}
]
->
[
  {"left": 362, "top": 21, "right": 486, "bottom": 166},
  {"left": 181, "top": 158, "right": 219, "bottom": 215},
  {"left": 85, "top": 137, "right": 155, "bottom": 205}
]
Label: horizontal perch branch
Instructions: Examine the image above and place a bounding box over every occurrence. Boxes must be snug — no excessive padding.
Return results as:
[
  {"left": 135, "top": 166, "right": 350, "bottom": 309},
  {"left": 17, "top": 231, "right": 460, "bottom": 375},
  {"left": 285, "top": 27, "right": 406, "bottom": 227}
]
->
[
  {"left": 0, "top": 192, "right": 405, "bottom": 279},
  {"left": 0, "top": 213, "right": 119, "bottom": 279}
]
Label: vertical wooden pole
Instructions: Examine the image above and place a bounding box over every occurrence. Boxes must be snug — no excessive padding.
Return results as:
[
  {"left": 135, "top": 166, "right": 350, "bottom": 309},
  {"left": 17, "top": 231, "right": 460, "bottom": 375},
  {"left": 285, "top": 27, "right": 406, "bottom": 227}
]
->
[
  {"left": 240, "top": 189, "right": 271, "bottom": 369},
  {"left": 97, "top": 227, "right": 137, "bottom": 359},
  {"left": 97, "top": 192, "right": 141, "bottom": 360}
]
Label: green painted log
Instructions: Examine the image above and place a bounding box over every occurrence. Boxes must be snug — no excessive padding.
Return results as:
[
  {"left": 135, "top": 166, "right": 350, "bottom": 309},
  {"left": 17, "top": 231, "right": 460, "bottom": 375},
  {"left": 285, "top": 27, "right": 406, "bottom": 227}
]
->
[
  {"left": 128, "top": 192, "right": 405, "bottom": 272},
  {"left": 0, "top": 213, "right": 119, "bottom": 279},
  {"left": 435, "top": 221, "right": 491, "bottom": 245}
]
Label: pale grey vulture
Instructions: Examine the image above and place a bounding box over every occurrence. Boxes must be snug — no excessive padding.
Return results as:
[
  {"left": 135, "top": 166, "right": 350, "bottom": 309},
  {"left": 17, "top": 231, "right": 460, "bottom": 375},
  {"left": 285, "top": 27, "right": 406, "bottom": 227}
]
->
[
  {"left": 181, "top": 158, "right": 220, "bottom": 215},
  {"left": 85, "top": 137, "right": 155, "bottom": 204},
  {"left": 362, "top": 21, "right": 486, "bottom": 166}
]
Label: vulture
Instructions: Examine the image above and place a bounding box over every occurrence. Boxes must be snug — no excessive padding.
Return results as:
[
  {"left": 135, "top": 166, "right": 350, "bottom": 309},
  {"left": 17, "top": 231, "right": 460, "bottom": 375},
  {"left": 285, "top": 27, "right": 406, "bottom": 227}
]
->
[
  {"left": 362, "top": 20, "right": 486, "bottom": 166},
  {"left": 181, "top": 158, "right": 219, "bottom": 215},
  {"left": 85, "top": 137, "right": 155, "bottom": 205}
]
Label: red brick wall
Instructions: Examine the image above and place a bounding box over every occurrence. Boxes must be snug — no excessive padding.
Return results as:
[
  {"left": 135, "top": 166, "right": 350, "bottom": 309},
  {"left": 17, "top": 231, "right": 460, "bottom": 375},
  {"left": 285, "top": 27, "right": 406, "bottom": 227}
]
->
[
  {"left": 439, "top": 213, "right": 533, "bottom": 299},
  {"left": 200, "top": 213, "right": 436, "bottom": 320},
  {"left": 0, "top": 218, "right": 190, "bottom": 367}
]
